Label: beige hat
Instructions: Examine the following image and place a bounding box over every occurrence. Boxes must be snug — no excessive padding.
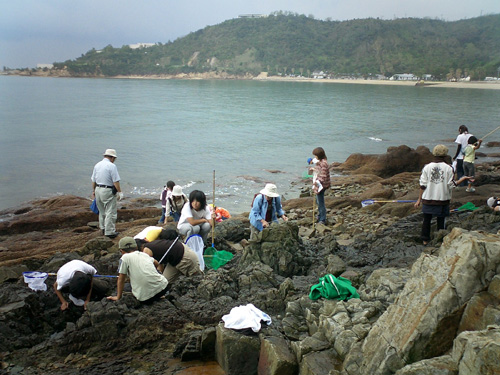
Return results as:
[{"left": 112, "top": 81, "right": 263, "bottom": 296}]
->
[
  {"left": 118, "top": 237, "right": 137, "bottom": 251},
  {"left": 432, "top": 145, "right": 448, "bottom": 157},
  {"left": 171, "top": 185, "right": 184, "bottom": 197},
  {"left": 104, "top": 149, "right": 117, "bottom": 158},
  {"left": 260, "top": 183, "right": 279, "bottom": 198}
]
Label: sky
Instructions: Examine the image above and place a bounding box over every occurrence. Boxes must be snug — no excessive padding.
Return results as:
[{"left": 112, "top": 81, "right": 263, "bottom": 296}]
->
[{"left": 1, "top": 0, "right": 500, "bottom": 68}]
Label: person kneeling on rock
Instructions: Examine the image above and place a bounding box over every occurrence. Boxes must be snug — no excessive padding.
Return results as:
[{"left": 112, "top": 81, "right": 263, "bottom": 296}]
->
[
  {"left": 249, "top": 183, "right": 288, "bottom": 242},
  {"left": 142, "top": 229, "right": 203, "bottom": 283},
  {"left": 53, "top": 260, "right": 109, "bottom": 311},
  {"left": 107, "top": 237, "right": 169, "bottom": 304}
]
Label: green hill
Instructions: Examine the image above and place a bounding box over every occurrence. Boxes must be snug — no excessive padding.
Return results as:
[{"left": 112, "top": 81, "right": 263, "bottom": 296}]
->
[{"left": 53, "top": 12, "right": 500, "bottom": 80}]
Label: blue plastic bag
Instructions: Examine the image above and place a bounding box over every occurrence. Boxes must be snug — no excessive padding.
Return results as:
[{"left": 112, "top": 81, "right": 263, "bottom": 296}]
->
[{"left": 90, "top": 199, "right": 99, "bottom": 214}]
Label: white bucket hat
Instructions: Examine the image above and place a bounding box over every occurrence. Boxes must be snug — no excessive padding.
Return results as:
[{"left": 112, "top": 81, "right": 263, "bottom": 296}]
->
[
  {"left": 260, "top": 183, "right": 279, "bottom": 198},
  {"left": 171, "top": 185, "right": 184, "bottom": 197},
  {"left": 104, "top": 149, "right": 117, "bottom": 158}
]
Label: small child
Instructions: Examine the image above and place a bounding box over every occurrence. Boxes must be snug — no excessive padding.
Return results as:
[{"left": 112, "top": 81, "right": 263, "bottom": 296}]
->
[
  {"left": 159, "top": 181, "right": 175, "bottom": 224},
  {"left": 463, "top": 136, "right": 482, "bottom": 193},
  {"left": 208, "top": 204, "right": 231, "bottom": 222}
]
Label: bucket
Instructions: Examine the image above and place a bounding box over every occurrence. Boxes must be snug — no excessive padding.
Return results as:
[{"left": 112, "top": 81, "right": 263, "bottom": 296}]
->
[{"left": 23, "top": 271, "right": 49, "bottom": 291}]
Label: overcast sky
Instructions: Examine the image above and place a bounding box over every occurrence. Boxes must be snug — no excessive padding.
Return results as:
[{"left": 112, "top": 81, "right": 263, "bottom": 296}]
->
[{"left": 2, "top": 0, "right": 499, "bottom": 68}]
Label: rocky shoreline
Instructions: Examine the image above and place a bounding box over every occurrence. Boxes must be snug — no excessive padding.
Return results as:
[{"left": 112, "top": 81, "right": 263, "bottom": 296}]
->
[{"left": 1, "top": 145, "right": 500, "bottom": 375}]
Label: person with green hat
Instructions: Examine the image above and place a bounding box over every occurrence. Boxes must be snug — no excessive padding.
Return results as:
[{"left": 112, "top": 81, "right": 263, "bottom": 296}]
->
[{"left": 107, "top": 237, "right": 168, "bottom": 304}]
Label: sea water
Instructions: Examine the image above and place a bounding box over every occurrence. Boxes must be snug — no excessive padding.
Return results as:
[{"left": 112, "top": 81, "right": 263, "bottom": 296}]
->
[{"left": 1, "top": 75, "right": 499, "bottom": 214}]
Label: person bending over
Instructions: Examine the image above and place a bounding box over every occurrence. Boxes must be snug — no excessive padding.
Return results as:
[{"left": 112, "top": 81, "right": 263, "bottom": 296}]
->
[
  {"left": 107, "top": 237, "right": 169, "bottom": 304},
  {"left": 53, "top": 259, "right": 109, "bottom": 311},
  {"left": 143, "top": 229, "right": 203, "bottom": 283}
]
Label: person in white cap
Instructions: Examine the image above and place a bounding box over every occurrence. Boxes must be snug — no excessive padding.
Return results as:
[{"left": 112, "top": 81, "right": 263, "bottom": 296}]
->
[
  {"left": 167, "top": 185, "right": 188, "bottom": 222},
  {"left": 248, "top": 183, "right": 288, "bottom": 242},
  {"left": 487, "top": 197, "right": 500, "bottom": 212},
  {"left": 91, "top": 149, "right": 123, "bottom": 238}
]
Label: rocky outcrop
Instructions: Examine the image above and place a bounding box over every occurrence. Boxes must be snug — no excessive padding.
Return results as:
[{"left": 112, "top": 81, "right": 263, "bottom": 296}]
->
[
  {"left": 337, "top": 145, "right": 434, "bottom": 178},
  {"left": 348, "top": 228, "right": 500, "bottom": 375}
]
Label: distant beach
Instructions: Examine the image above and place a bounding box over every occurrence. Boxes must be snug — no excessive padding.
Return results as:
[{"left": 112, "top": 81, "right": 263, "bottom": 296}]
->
[{"left": 5, "top": 70, "right": 500, "bottom": 90}]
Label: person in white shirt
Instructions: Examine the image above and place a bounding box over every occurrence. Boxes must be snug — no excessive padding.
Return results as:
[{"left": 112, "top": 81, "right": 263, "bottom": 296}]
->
[
  {"left": 91, "top": 149, "right": 123, "bottom": 238},
  {"left": 177, "top": 190, "right": 214, "bottom": 245},
  {"left": 414, "top": 145, "right": 470, "bottom": 245},
  {"left": 453, "top": 125, "right": 473, "bottom": 187},
  {"left": 53, "top": 260, "right": 108, "bottom": 311}
]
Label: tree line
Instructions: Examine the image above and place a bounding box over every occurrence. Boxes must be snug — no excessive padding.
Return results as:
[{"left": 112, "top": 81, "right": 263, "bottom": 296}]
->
[{"left": 52, "top": 13, "right": 500, "bottom": 80}]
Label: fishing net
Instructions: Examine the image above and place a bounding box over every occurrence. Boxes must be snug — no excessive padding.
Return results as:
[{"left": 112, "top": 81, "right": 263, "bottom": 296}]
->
[
  {"left": 23, "top": 271, "right": 48, "bottom": 291},
  {"left": 204, "top": 247, "right": 234, "bottom": 270},
  {"left": 455, "top": 202, "right": 479, "bottom": 211}
]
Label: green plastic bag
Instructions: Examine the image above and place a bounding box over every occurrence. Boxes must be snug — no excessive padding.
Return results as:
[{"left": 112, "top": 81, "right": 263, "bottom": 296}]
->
[
  {"left": 309, "top": 274, "right": 359, "bottom": 301},
  {"left": 204, "top": 248, "right": 234, "bottom": 270}
]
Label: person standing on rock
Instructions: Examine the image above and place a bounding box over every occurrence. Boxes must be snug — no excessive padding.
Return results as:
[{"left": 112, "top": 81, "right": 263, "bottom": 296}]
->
[
  {"left": 311, "top": 147, "right": 331, "bottom": 225},
  {"left": 91, "top": 149, "right": 123, "bottom": 239},
  {"left": 107, "top": 237, "right": 169, "bottom": 304},
  {"left": 249, "top": 183, "right": 288, "bottom": 242},
  {"left": 414, "top": 145, "right": 470, "bottom": 245},
  {"left": 53, "top": 259, "right": 109, "bottom": 311},
  {"left": 453, "top": 125, "right": 473, "bottom": 187}
]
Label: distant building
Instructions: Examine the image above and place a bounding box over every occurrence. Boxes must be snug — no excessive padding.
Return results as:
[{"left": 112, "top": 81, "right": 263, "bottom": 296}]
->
[
  {"left": 312, "top": 71, "right": 326, "bottom": 79},
  {"left": 390, "top": 73, "right": 419, "bottom": 81},
  {"left": 36, "top": 64, "right": 53, "bottom": 69},
  {"left": 129, "top": 43, "right": 155, "bottom": 49}
]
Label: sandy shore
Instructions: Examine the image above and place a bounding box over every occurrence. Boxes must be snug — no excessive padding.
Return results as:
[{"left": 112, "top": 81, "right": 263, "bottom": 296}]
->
[
  {"left": 6, "top": 70, "right": 500, "bottom": 90},
  {"left": 254, "top": 76, "right": 500, "bottom": 90}
]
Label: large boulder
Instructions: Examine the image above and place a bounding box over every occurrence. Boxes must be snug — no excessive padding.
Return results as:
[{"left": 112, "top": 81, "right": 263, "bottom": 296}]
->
[
  {"left": 339, "top": 145, "right": 434, "bottom": 178},
  {"left": 352, "top": 228, "right": 500, "bottom": 375},
  {"left": 216, "top": 323, "right": 261, "bottom": 375},
  {"left": 240, "top": 223, "right": 310, "bottom": 278}
]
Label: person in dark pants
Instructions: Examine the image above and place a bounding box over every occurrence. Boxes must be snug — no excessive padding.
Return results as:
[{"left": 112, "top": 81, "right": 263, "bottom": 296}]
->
[
  {"left": 453, "top": 125, "right": 473, "bottom": 187},
  {"left": 414, "top": 145, "right": 470, "bottom": 245}
]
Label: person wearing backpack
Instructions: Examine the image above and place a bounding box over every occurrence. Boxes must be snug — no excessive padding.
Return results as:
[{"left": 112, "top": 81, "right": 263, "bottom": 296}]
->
[
  {"left": 167, "top": 185, "right": 188, "bottom": 222},
  {"left": 249, "top": 183, "right": 288, "bottom": 242}
]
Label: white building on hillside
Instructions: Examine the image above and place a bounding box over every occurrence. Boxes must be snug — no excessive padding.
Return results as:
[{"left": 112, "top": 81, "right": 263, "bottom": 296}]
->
[
  {"left": 390, "top": 73, "right": 419, "bottom": 81},
  {"left": 129, "top": 43, "right": 155, "bottom": 49}
]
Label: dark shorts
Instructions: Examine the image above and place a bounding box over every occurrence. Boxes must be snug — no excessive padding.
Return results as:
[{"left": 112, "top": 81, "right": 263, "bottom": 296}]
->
[
  {"left": 422, "top": 204, "right": 450, "bottom": 217},
  {"left": 463, "top": 161, "right": 475, "bottom": 177}
]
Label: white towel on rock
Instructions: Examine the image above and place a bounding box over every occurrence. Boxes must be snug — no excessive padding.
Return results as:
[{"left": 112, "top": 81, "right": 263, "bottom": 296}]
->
[{"left": 222, "top": 303, "right": 272, "bottom": 332}]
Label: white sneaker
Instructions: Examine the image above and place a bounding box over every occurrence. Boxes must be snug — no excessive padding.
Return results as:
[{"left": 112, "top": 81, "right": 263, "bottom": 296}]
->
[{"left": 466, "top": 187, "right": 476, "bottom": 193}]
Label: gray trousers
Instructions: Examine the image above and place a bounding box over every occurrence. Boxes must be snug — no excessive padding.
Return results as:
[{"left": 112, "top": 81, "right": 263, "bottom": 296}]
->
[
  {"left": 178, "top": 222, "right": 211, "bottom": 244},
  {"left": 95, "top": 186, "right": 117, "bottom": 235}
]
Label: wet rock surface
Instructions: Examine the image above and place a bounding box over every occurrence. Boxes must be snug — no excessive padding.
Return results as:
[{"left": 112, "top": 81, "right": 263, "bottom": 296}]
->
[{"left": 1, "top": 145, "right": 500, "bottom": 374}]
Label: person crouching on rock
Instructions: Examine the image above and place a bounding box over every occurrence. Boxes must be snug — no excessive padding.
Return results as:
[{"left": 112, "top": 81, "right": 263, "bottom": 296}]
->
[
  {"left": 142, "top": 229, "right": 203, "bottom": 283},
  {"left": 414, "top": 145, "right": 470, "bottom": 245},
  {"left": 53, "top": 260, "right": 109, "bottom": 311},
  {"left": 249, "top": 183, "right": 288, "bottom": 242},
  {"left": 487, "top": 197, "right": 500, "bottom": 212},
  {"left": 107, "top": 237, "right": 169, "bottom": 304},
  {"left": 177, "top": 190, "right": 214, "bottom": 245}
]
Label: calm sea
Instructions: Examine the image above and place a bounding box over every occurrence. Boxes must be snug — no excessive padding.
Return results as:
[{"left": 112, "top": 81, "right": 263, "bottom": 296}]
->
[{"left": 1, "top": 76, "right": 499, "bottom": 214}]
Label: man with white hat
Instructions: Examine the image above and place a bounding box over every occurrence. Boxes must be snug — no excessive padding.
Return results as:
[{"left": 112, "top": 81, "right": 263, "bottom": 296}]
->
[
  {"left": 248, "top": 183, "right": 288, "bottom": 242},
  {"left": 91, "top": 149, "right": 123, "bottom": 238}
]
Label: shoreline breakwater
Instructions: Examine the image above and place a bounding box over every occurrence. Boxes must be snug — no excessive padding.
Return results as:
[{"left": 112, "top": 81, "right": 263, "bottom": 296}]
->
[{"left": 1, "top": 144, "right": 500, "bottom": 375}]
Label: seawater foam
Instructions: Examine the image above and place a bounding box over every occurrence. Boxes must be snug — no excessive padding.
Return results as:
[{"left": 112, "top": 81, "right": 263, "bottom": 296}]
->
[{"left": 368, "top": 137, "right": 383, "bottom": 142}]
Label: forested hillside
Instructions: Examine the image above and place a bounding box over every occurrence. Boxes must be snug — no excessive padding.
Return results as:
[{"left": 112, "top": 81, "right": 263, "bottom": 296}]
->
[{"left": 53, "top": 12, "right": 500, "bottom": 80}]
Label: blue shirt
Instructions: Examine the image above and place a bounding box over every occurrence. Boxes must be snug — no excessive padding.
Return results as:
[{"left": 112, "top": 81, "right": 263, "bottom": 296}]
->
[
  {"left": 249, "top": 194, "right": 285, "bottom": 231},
  {"left": 91, "top": 158, "right": 120, "bottom": 186}
]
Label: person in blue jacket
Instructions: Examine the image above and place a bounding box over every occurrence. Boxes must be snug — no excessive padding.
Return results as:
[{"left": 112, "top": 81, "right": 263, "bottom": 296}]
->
[{"left": 249, "top": 183, "right": 288, "bottom": 242}]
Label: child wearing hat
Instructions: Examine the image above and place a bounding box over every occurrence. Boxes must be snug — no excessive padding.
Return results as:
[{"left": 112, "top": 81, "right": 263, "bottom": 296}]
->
[{"left": 249, "top": 183, "right": 288, "bottom": 242}]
